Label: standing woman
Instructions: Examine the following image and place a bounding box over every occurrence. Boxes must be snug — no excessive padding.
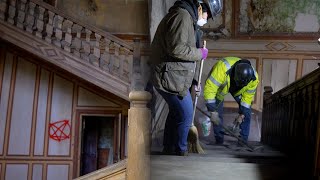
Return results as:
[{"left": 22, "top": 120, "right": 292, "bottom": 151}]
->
[{"left": 150, "top": 0, "right": 222, "bottom": 156}]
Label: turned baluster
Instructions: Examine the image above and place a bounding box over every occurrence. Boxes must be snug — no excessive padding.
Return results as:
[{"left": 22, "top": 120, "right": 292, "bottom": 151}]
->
[
  {"left": 100, "top": 38, "right": 111, "bottom": 72},
  {"left": 112, "top": 43, "right": 121, "bottom": 76},
  {"left": 72, "top": 24, "right": 83, "bottom": 57},
  {"left": 25, "top": 2, "right": 35, "bottom": 33},
  {"left": 35, "top": 6, "right": 46, "bottom": 38},
  {"left": 0, "top": 0, "right": 8, "bottom": 20},
  {"left": 81, "top": 28, "right": 92, "bottom": 62},
  {"left": 7, "top": 0, "right": 17, "bottom": 25},
  {"left": 62, "top": 20, "right": 73, "bottom": 53},
  {"left": 119, "top": 47, "right": 126, "bottom": 80},
  {"left": 89, "top": 33, "right": 101, "bottom": 67},
  {"left": 121, "top": 48, "right": 131, "bottom": 82},
  {"left": 16, "top": 0, "right": 27, "bottom": 29},
  {"left": 53, "top": 15, "right": 63, "bottom": 48},
  {"left": 45, "top": 10, "right": 54, "bottom": 43}
]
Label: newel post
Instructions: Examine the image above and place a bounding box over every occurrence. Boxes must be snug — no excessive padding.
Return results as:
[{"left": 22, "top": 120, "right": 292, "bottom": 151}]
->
[
  {"left": 261, "top": 86, "right": 273, "bottom": 143},
  {"left": 127, "top": 91, "right": 151, "bottom": 180}
]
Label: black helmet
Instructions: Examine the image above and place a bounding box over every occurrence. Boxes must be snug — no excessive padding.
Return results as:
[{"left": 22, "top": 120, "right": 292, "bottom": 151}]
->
[
  {"left": 234, "top": 63, "right": 254, "bottom": 87},
  {"left": 198, "top": 0, "right": 223, "bottom": 18}
]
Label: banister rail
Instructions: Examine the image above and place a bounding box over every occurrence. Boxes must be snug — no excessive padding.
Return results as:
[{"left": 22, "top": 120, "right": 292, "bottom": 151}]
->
[
  {"left": 262, "top": 68, "right": 320, "bottom": 178},
  {"left": 30, "top": 0, "right": 133, "bottom": 51}
]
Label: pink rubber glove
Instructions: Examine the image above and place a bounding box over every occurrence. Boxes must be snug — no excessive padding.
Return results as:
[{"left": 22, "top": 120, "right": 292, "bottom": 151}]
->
[{"left": 200, "top": 48, "right": 208, "bottom": 59}]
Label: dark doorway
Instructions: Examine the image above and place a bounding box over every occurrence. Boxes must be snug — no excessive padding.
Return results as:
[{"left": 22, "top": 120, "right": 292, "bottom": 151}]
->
[{"left": 80, "top": 116, "right": 116, "bottom": 176}]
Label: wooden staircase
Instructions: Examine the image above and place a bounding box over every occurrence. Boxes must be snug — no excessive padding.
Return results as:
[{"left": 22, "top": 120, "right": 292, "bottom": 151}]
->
[
  {"left": 0, "top": 1, "right": 150, "bottom": 179},
  {"left": 0, "top": 0, "right": 140, "bottom": 101}
]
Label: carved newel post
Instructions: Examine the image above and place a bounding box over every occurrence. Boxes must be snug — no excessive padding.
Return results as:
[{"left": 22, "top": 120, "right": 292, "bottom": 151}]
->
[{"left": 127, "top": 91, "right": 151, "bottom": 180}]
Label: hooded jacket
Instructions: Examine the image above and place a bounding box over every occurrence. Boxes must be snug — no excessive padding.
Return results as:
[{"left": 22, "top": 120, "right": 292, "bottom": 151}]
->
[
  {"left": 204, "top": 57, "right": 259, "bottom": 113},
  {"left": 150, "top": 0, "right": 203, "bottom": 97}
]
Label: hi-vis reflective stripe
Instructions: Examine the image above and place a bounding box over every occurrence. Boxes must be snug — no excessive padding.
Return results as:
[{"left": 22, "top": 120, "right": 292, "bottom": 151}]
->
[
  {"left": 206, "top": 99, "right": 216, "bottom": 104},
  {"left": 247, "top": 89, "right": 256, "bottom": 94},
  {"left": 218, "top": 91, "right": 227, "bottom": 96},
  {"left": 209, "top": 76, "right": 221, "bottom": 86},
  {"left": 241, "top": 102, "right": 251, "bottom": 108},
  {"left": 222, "top": 58, "right": 231, "bottom": 70}
]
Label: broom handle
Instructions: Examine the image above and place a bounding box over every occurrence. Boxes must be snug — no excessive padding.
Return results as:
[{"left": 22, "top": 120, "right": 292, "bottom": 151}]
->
[{"left": 191, "top": 40, "right": 206, "bottom": 125}]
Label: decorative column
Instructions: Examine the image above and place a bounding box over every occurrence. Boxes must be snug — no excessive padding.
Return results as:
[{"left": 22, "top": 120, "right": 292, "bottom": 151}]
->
[{"left": 127, "top": 91, "right": 151, "bottom": 180}]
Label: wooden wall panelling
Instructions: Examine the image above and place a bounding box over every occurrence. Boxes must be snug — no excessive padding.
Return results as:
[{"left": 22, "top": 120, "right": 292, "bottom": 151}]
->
[
  {"left": 263, "top": 59, "right": 297, "bottom": 93},
  {"left": 34, "top": 69, "right": 50, "bottom": 156},
  {"left": 32, "top": 164, "right": 43, "bottom": 180},
  {"left": 0, "top": 163, "right": 2, "bottom": 180},
  {"left": 0, "top": 163, "right": 6, "bottom": 179},
  {"left": 28, "top": 162, "right": 32, "bottom": 180},
  {"left": 8, "top": 58, "right": 36, "bottom": 155},
  {"left": 296, "top": 58, "right": 303, "bottom": 80},
  {"left": 48, "top": 75, "right": 73, "bottom": 156},
  {"left": 43, "top": 162, "right": 47, "bottom": 180},
  {"left": 256, "top": 57, "right": 263, "bottom": 109},
  {"left": 77, "top": 87, "right": 121, "bottom": 107},
  {"left": 73, "top": 111, "right": 81, "bottom": 178},
  {"left": 47, "top": 164, "right": 69, "bottom": 180},
  {"left": 302, "top": 59, "right": 320, "bottom": 77},
  {"left": 30, "top": 66, "right": 41, "bottom": 157},
  {"left": 70, "top": 83, "right": 78, "bottom": 164},
  {"left": 3, "top": 54, "right": 17, "bottom": 156},
  {"left": 0, "top": 47, "right": 5, "bottom": 108},
  {"left": 5, "top": 164, "right": 29, "bottom": 180},
  {"left": 0, "top": 52, "right": 14, "bottom": 155},
  {"left": 44, "top": 72, "right": 54, "bottom": 157}
]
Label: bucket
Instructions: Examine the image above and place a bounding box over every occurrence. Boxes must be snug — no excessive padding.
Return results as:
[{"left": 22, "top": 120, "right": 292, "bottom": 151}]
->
[{"left": 201, "top": 119, "right": 211, "bottom": 137}]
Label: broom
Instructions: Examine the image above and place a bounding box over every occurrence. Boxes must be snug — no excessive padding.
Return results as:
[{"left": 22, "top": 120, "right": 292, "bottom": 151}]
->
[{"left": 187, "top": 40, "right": 206, "bottom": 154}]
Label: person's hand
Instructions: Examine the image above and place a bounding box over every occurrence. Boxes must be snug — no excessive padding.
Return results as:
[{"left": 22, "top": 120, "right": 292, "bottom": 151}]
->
[
  {"left": 194, "top": 84, "right": 201, "bottom": 96},
  {"left": 210, "top": 111, "right": 220, "bottom": 125},
  {"left": 235, "top": 114, "right": 245, "bottom": 124},
  {"left": 200, "top": 48, "right": 208, "bottom": 59}
]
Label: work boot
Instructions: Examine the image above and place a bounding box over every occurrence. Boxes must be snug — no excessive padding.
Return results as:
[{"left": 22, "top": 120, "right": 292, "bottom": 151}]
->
[
  {"left": 176, "top": 151, "right": 188, "bottom": 156},
  {"left": 162, "top": 147, "right": 175, "bottom": 155}
]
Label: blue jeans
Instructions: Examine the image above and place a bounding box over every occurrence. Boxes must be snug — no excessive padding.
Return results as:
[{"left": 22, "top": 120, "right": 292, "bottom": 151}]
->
[
  {"left": 214, "top": 96, "right": 251, "bottom": 143},
  {"left": 156, "top": 89, "right": 194, "bottom": 153}
]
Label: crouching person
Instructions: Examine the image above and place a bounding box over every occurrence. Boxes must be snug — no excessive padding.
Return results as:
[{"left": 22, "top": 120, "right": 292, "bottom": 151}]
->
[{"left": 204, "top": 57, "right": 259, "bottom": 144}]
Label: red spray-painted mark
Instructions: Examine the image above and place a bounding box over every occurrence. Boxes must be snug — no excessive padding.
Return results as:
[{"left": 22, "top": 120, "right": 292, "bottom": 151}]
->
[{"left": 49, "top": 120, "right": 71, "bottom": 142}]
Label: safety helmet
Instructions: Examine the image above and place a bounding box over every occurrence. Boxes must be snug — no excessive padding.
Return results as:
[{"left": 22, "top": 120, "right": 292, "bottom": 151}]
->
[
  {"left": 198, "top": 0, "right": 223, "bottom": 18},
  {"left": 234, "top": 63, "right": 254, "bottom": 87}
]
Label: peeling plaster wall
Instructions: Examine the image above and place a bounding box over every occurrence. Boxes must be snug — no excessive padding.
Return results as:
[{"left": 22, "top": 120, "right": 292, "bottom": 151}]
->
[
  {"left": 242, "top": 0, "right": 320, "bottom": 33},
  {"left": 57, "top": 0, "right": 149, "bottom": 34}
]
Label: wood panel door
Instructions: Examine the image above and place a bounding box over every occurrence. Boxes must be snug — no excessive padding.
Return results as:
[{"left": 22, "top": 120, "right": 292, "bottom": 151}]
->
[{"left": 81, "top": 118, "right": 98, "bottom": 175}]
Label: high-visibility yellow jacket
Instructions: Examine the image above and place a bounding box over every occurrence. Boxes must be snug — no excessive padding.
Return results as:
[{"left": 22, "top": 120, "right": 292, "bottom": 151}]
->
[{"left": 204, "top": 57, "right": 259, "bottom": 110}]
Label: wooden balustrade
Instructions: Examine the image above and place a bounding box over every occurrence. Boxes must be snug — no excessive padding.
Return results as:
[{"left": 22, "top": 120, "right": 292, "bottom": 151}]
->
[
  {"left": 0, "top": 0, "right": 137, "bottom": 87},
  {"left": 262, "top": 68, "right": 320, "bottom": 178}
]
